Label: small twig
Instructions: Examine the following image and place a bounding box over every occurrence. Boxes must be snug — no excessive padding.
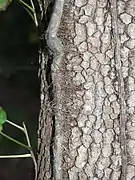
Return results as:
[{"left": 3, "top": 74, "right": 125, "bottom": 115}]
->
[
  {"left": 19, "top": 0, "right": 38, "bottom": 27},
  {"left": 22, "top": 122, "right": 37, "bottom": 180},
  {"left": 6, "top": 120, "right": 24, "bottom": 131},
  {"left": 0, "top": 154, "right": 31, "bottom": 158},
  {"left": 0, "top": 131, "right": 31, "bottom": 150},
  {"left": 29, "top": 0, "right": 38, "bottom": 27}
]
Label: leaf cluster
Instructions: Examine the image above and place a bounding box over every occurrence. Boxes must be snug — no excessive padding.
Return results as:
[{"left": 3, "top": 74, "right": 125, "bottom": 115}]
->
[{"left": 0, "top": 107, "right": 7, "bottom": 131}]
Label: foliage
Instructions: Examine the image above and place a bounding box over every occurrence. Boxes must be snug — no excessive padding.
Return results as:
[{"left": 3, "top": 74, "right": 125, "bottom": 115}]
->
[
  {"left": 0, "top": 107, "right": 7, "bottom": 131},
  {"left": 0, "top": 1, "right": 38, "bottom": 178},
  {"left": 0, "top": 0, "right": 12, "bottom": 11},
  {"left": 0, "top": 107, "right": 37, "bottom": 180},
  {"left": 0, "top": 0, "right": 38, "bottom": 26}
]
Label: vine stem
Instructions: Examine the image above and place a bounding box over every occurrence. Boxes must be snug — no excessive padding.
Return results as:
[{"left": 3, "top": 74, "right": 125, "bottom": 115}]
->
[
  {"left": 0, "top": 154, "right": 31, "bottom": 158},
  {"left": 29, "top": 0, "right": 38, "bottom": 27},
  {"left": 46, "top": 0, "right": 64, "bottom": 179},
  {"left": 0, "top": 119, "right": 37, "bottom": 179},
  {"left": 0, "top": 131, "right": 31, "bottom": 150},
  {"left": 22, "top": 122, "right": 37, "bottom": 180},
  {"left": 6, "top": 119, "right": 24, "bottom": 131}
]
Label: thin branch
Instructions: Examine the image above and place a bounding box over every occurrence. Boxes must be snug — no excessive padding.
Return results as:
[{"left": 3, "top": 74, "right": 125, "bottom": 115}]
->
[
  {"left": 19, "top": 0, "right": 34, "bottom": 12},
  {"left": 0, "top": 154, "right": 31, "bottom": 158},
  {"left": 6, "top": 120, "right": 24, "bottom": 131},
  {"left": 22, "top": 122, "right": 37, "bottom": 180},
  {"left": 29, "top": 0, "right": 38, "bottom": 27},
  {"left": 0, "top": 131, "right": 31, "bottom": 150}
]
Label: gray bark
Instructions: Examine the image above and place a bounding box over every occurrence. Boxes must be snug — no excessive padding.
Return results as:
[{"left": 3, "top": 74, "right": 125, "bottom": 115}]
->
[{"left": 38, "top": 0, "right": 135, "bottom": 179}]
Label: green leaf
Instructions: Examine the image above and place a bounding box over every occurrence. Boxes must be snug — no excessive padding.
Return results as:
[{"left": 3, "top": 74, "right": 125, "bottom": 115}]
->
[
  {"left": 0, "top": 0, "right": 12, "bottom": 11},
  {"left": 0, "top": 107, "right": 7, "bottom": 125},
  {"left": 0, "top": 125, "right": 3, "bottom": 132}
]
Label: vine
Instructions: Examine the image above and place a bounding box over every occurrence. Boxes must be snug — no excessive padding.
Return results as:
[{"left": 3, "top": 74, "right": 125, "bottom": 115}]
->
[
  {"left": 0, "top": 1, "right": 39, "bottom": 179},
  {"left": 0, "top": 0, "right": 38, "bottom": 26},
  {"left": 0, "top": 107, "right": 37, "bottom": 180},
  {"left": 0, "top": 0, "right": 53, "bottom": 179}
]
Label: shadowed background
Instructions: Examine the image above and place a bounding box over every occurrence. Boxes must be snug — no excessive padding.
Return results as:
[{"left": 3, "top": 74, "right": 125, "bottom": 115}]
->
[{"left": 0, "top": 0, "right": 39, "bottom": 179}]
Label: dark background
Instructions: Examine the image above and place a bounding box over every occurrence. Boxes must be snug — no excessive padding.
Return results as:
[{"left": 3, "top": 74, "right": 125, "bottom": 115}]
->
[{"left": 0, "top": 1, "right": 39, "bottom": 179}]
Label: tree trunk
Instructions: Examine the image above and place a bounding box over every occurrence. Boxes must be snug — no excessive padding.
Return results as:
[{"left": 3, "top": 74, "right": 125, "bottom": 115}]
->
[{"left": 38, "top": 0, "right": 135, "bottom": 179}]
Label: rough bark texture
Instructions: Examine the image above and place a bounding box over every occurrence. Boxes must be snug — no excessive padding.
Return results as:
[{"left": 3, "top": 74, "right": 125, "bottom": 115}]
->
[
  {"left": 38, "top": 48, "right": 53, "bottom": 180},
  {"left": 38, "top": 0, "right": 135, "bottom": 179},
  {"left": 37, "top": 0, "right": 54, "bottom": 179}
]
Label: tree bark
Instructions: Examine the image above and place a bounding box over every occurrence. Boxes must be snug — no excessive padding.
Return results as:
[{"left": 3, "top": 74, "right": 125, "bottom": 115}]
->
[{"left": 38, "top": 0, "right": 135, "bottom": 179}]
